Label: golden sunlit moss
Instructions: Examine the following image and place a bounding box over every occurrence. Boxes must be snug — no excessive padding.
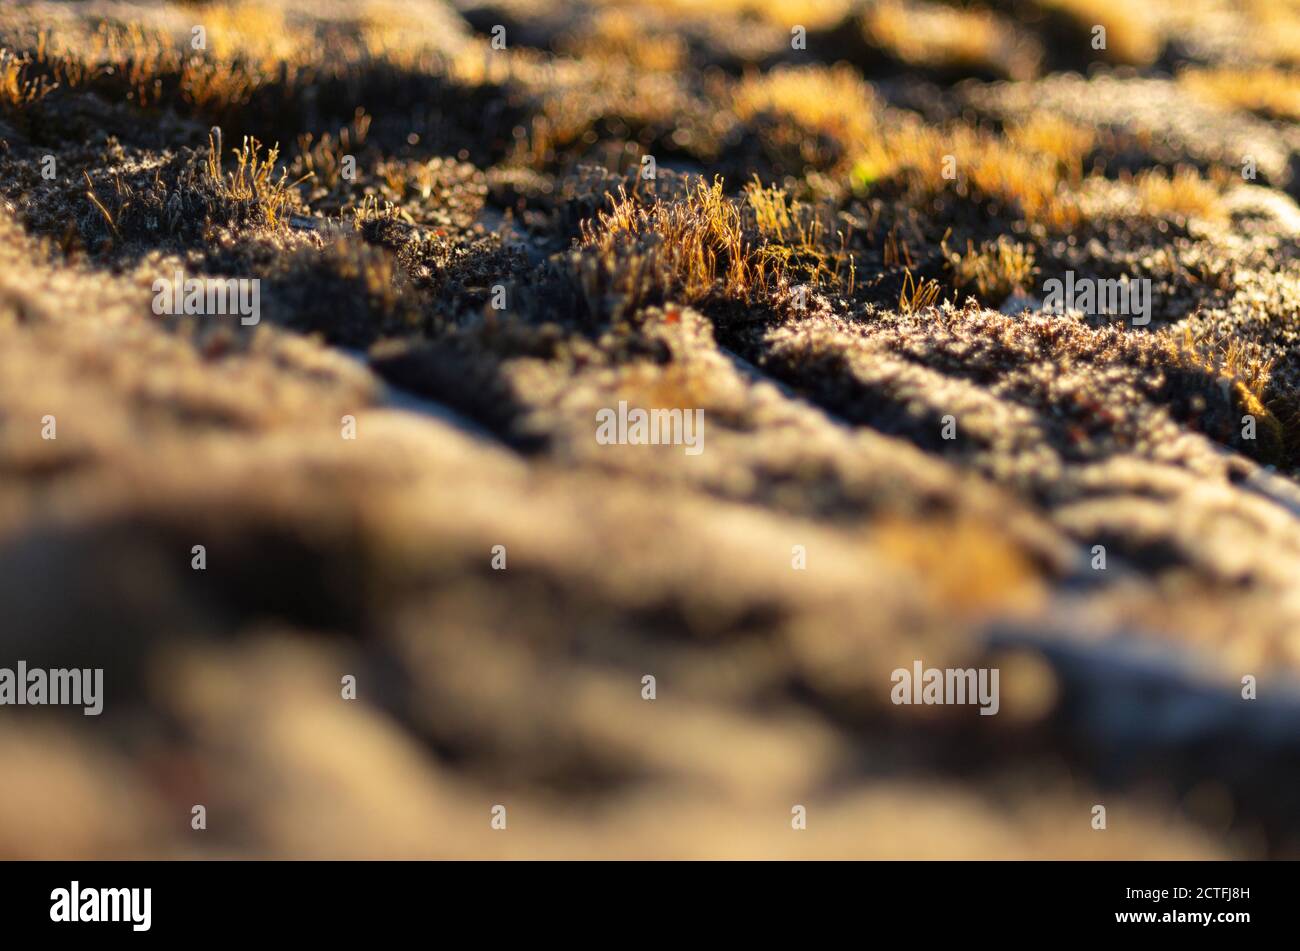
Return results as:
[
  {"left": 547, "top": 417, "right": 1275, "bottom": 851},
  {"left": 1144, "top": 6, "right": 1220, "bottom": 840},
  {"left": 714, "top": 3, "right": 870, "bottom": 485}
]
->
[
  {"left": 181, "top": 58, "right": 262, "bottom": 113},
  {"left": 864, "top": 0, "right": 1040, "bottom": 79},
  {"left": 0, "top": 48, "right": 56, "bottom": 111},
  {"left": 732, "top": 64, "right": 880, "bottom": 172},
  {"left": 294, "top": 113, "right": 372, "bottom": 197},
  {"left": 848, "top": 113, "right": 1089, "bottom": 231},
  {"left": 193, "top": 0, "right": 308, "bottom": 64},
  {"left": 1167, "top": 327, "right": 1274, "bottom": 408},
  {"left": 619, "top": 0, "right": 852, "bottom": 31},
  {"left": 1004, "top": 114, "right": 1095, "bottom": 179},
  {"left": 898, "top": 267, "right": 943, "bottom": 313},
  {"left": 81, "top": 22, "right": 178, "bottom": 105},
  {"left": 11, "top": 16, "right": 298, "bottom": 116},
  {"left": 743, "top": 176, "right": 855, "bottom": 290},
  {"left": 854, "top": 114, "right": 1224, "bottom": 233},
  {"left": 1249, "top": 0, "right": 1300, "bottom": 66},
  {"left": 1180, "top": 67, "right": 1300, "bottom": 122},
  {"left": 1131, "top": 167, "right": 1228, "bottom": 225},
  {"left": 575, "top": 176, "right": 855, "bottom": 320},
  {"left": 206, "top": 129, "right": 307, "bottom": 229},
  {"left": 852, "top": 118, "right": 1086, "bottom": 232},
  {"left": 944, "top": 235, "right": 1038, "bottom": 304},
  {"left": 1034, "top": 0, "right": 1161, "bottom": 66},
  {"left": 560, "top": 9, "right": 687, "bottom": 72},
  {"left": 576, "top": 178, "right": 761, "bottom": 315},
  {"left": 512, "top": 64, "right": 692, "bottom": 170},
  {"left": 963, "top": 134, "right": 1085, "bottom": 230},
  {"left": 1163, "top": 326, "right": 1287, "bottom": 462}
]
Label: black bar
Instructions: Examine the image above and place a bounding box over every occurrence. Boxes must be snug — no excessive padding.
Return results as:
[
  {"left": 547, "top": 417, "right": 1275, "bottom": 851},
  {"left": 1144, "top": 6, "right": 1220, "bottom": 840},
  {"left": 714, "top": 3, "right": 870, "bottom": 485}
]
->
[{"left": 0, "top": 860, "right": 1284, "bottom": 938}]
